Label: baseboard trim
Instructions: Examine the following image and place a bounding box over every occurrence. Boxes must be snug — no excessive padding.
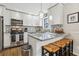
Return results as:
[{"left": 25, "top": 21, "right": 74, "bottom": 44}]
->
[{"left": 73, "top": 52, "right": 79, "bottom": 56}]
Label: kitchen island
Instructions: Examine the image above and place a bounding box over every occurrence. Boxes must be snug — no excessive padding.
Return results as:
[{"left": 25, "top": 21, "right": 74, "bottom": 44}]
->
[{"left": 28, "top": 32, "right": 67, "bottom": 56}]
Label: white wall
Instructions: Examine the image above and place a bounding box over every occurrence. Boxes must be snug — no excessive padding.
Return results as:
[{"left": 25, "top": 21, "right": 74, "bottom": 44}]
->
[{"left": 63, "top": 3, "right": 79, "bottom": 55}]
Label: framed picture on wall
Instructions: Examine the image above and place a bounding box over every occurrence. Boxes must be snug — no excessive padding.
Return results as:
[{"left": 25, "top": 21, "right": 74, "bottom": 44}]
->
[{"left": 67, "top": 12, "right": 79, "bottom": 23}]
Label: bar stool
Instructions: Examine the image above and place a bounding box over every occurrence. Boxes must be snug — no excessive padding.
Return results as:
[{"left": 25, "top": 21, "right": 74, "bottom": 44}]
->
[
  {"left": 60, "top": 39, "right": 70, "bottom": 56},
  {"left": 52, "top": 40, "right": 67, "bottom": 56},
  {"left": 42, "top": 44, "right": 60, "bottom": 56},
  {"left": 55, "top": 38, "right": 73, "bottom": 56},
  {"left": 61, "top": 38, "right": 73, "bottom": 56},
  {"left": 69, "top": 39, "right": 73, "bottom": 55}
]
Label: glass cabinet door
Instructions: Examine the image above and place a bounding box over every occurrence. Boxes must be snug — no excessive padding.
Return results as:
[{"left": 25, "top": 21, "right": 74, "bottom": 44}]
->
[
  {"left": 19, "top": 34, "right": 24, "bottom": 41},
  {"left": 43, "top": 13, "right": 49, "bottom": 29}
]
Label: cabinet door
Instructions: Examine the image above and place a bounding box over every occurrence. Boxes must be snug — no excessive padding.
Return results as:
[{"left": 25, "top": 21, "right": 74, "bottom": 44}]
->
[
  {"left": 32, "top": 16, "right": 40, "bottom": 26},
  {"left": 23, "top": 14, "right": 32, "bottom": 26},
  {"left": 48, "top": 4, "right": 64, "bottom": 24},
  {"left": 23, "top": 14, "right": 28, "bottom": 25},
  {"left": 24, "top": 32, "right": 27, "bottom": 43},
  {"left": 4, "top": 33, "right": 11, "bottom": 48},
  {"left": 10, "top": 11, "right": 23, "bottom": 20},
  {"left": 26, "top": 15, "right": 40, "bottom": 26},
  {"left": 27, "top": 15, "right": 33, "bottom": 26},
  {"left": 53, "top": 4, "right": 63, "bottom": 24},
  {"left": 0, "top": 6, "right": 5, "bottom": 16}
]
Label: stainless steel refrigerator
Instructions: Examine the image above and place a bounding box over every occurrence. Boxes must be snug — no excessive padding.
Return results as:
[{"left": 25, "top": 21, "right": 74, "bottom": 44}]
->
[{"left": 0, "top": 16, "right": 3, "bottom": 50}]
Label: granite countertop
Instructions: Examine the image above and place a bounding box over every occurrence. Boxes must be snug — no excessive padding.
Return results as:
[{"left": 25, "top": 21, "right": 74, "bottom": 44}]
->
[{"left": 28, "top": 32, "right": 68, "bottom": 41}]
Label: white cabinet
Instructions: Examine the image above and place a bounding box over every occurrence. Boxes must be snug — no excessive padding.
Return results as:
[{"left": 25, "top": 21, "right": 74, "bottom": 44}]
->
[
  {"left": 24, "top": 32, "right": 28, "bottom": 43},
  {"left": 4, "top": 9, "right": 11, "bottom": 48},
  {"left": 0, "top": 6, "right": 5, "bottom": 16},
  {"left": 23, "top": 14, "right": 28, "bottom": 26},
  {"left": 32, "top": 16, "right": 40, "bottom": 26},
  {"left": 4, "top": 10, "right": 11, "bottom": 25},
  {"left": 27, "top": 15, "right": 33, "bottom": 26},
  {"left": 23, "top": 14, "right": 41, "bottom": 26},
  {"left": 23, "top": 14, "right": 33, "bottom": 26},
  {"left": 10, "top": 11, "right": 23, "bottom": 20},
  {"left": 4, "top": 33, "right": 11, "bottom": 48},
  {"left": 48, "top": 4, "right": 64, "bottom": 24},
  {"left": 4, "top": 10, "right": 11, "bottom": 32}
]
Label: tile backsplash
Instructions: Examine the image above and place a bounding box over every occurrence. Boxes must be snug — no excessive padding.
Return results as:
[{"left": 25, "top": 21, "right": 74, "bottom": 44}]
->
[{"left": 27, "top": 26, "right": 42, "bottom": 33}]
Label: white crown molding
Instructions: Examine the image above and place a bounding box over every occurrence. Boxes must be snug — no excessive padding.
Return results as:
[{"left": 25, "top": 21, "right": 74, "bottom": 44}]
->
[{"left": 0, "top": 4, "right": 38, "bottom": 16}]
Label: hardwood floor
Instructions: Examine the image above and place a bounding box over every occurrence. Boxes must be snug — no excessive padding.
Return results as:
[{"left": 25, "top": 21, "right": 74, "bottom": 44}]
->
[
  {"left": 0, "top": 47, "right": 76, "bottom": 56},
  {"left": 0, "top": 47, "right": 22, "bottom": 56}
]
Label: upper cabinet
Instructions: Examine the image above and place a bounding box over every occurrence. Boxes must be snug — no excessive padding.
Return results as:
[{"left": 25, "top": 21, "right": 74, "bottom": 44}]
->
[
  {"left": 10, "top": 11, "right": 23, "bottom": 20},
  {"left": 26, "top": 15, "right": 33, "bottom": 26},
  {"left": 32, "top": 15, "right": 40, "bottom": 26},
  {"left": 0, "top": 5, "right": 5, "bottom": 16},
  {"left": 5, "top": 10, "right": 40, "bottom": 26},
  {"left": 23, "top": 14, "right": 41, "bottom": 26},
  {"left": 48, "top": 4, "right": 64, "bottom": 25},
  {"left": 23, "top": 14, "right": 28, "bottom": 26}
]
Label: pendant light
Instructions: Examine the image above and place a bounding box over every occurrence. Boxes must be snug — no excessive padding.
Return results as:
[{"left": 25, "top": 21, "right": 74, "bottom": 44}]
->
[{"left": 39, "top": 1, "right": 44, "bottom": 19}]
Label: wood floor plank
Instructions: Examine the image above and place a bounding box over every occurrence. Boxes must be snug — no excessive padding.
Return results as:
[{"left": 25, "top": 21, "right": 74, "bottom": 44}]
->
[{"left": 0, "top": 47, "right": 22, "bottom": 56}]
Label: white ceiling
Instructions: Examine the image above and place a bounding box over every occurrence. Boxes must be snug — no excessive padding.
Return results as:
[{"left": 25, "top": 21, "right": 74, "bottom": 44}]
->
[{"left": 2, "top": 3, "right": 56, "bottom": 15}]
